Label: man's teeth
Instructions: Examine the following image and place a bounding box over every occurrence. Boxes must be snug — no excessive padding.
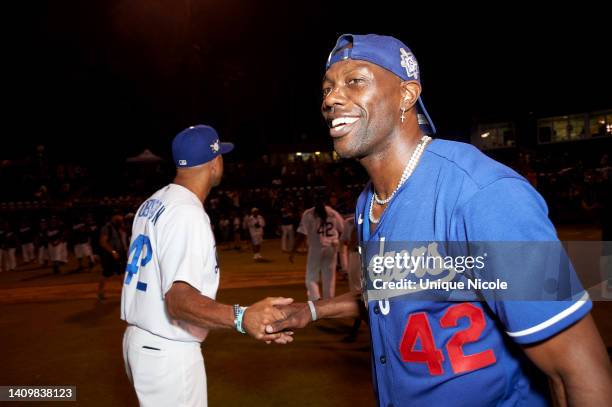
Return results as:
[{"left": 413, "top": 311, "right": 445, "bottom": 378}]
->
[{"left": 331, "top": 117, "right": 359, "bottom": 128}]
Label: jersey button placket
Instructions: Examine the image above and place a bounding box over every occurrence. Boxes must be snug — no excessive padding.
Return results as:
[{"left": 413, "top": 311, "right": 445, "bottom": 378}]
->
[
  {"left": 373, "top": 304, "right": 381, "bottom": 314},
  {"left": 379, "top": 355, "right": 386, "bottom": 364}
]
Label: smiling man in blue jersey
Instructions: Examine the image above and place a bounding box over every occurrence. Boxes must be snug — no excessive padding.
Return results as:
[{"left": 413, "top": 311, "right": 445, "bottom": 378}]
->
[{"left": 268, "top": 34, "right": 612, "bottom": 406}]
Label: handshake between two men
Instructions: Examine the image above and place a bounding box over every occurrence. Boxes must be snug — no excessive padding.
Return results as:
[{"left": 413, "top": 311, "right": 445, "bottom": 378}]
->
[
  {"left": 165, "top": 282, "right": 361, "bottom": 344},
  {"left": 237, "top": 291, "right": 362, "bottom": 344}
]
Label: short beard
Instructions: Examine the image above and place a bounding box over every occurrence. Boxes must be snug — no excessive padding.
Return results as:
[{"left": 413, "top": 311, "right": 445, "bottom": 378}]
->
[{"left": 333, "top": 127, "right": 374, "bottom": 160}]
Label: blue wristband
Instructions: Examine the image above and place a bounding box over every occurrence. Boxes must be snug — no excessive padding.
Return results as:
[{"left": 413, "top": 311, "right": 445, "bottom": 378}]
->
[{"left": 233, "top": 304, "right": 247, "bottom": 334}]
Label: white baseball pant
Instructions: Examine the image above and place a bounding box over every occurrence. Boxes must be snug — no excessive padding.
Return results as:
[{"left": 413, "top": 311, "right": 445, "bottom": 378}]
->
[
  {"left": 21, "top": 243, "right": 35, "bottom": 263},
  {"left": 123, "top": 325, "right": 207, "bottom": 407},
  {"left": 305, "top": 246, "right": 337, "bottom": 301}
]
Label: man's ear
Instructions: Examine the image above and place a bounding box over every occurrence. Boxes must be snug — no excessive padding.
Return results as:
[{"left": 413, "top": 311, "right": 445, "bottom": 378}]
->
[
  {"left": 399, "top": 81, "right": 422, "bottom": 111},
  {"left": 211, "top": 156, "right": 221, "bottom": 176}
]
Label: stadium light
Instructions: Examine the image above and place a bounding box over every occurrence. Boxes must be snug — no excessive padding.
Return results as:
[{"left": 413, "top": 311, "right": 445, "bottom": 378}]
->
[{"left": 480, "top": 132, "right": 490, "bottom": 139}]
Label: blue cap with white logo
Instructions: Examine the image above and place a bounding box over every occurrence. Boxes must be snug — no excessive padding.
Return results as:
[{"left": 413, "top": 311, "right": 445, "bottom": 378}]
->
[
  {"left": 172, "top": 125, "right": 234, "bottom": 168},
  {"left": 326, "top": 34, "right": 436, "bottom": 134}
]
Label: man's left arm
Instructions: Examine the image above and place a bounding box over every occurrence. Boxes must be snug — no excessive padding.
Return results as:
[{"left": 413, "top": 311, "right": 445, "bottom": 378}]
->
[
  {"left": 266, "top": 291, "right": 363, "bottom": 333},
  {"left": 522, "top": 314, "right": 612, "bottom": 406},
  {"left": 456, "top": 177, "right": 612, "bottom": 405}
]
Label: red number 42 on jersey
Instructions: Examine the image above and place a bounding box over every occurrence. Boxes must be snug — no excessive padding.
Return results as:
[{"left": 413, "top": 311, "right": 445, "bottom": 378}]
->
[{"left": 399, "top": 303, "right": 497, "bottom": 376}]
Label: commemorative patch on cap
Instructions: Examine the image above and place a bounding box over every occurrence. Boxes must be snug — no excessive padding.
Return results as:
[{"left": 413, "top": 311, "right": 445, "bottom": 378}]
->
[
  {"left": 211, "top": 140, "right": 220, "bottom": 153},
  {"left": 400, "top": 48, "right": 419, "bottom": 80}
]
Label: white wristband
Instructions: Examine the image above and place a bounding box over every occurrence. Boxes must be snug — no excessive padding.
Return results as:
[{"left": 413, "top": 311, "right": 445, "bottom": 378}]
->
[{"left": 307, "top": 300, "right": 318, "bottom": 321}]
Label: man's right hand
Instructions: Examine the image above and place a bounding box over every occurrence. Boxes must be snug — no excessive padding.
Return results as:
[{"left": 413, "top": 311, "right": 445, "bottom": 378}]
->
[{"left": 243, "top": 297, "right": 295, "bottom": 344}]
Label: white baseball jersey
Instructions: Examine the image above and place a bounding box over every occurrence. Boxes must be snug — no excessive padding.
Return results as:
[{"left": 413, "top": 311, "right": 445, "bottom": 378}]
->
[
  {"left": 247, "top": 215, "right": 265, "bottom": 237},
  {"left": 121, "top": 183, "right": 220, "bottom": 343},
  {"left": 297, "top": 206, "right": 345, "bottom": 252}
]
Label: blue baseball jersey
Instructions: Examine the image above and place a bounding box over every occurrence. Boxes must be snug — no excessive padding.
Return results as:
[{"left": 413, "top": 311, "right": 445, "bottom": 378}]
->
[{"left": 356, "top": 139, "right": 591, "bottom": 407}]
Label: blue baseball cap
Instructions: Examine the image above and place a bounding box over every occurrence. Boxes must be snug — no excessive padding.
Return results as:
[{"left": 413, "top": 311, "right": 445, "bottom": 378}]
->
[
  {"left": 172, "top": 125, "right": 234, "bottom": 168},
  {"left": 326, "top": 34, "right": 436, "bottom": 134}
]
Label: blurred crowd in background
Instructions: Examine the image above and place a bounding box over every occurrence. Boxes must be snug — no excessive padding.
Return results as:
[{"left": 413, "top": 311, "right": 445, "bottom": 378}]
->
[{"left": 0, "top": 144, "right": 610, "bottom": 272}]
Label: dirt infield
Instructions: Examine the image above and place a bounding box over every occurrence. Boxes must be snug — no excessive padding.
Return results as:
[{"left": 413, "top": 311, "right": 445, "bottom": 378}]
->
[
  {"left": 0, "top": 240, "right": 374, "bottom": 406},
  {"left": 0, "top": 234, "right": 610, "bottom": 406}
]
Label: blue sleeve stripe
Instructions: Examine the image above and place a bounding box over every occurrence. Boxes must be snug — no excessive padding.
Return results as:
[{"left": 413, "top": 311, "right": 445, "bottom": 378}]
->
[{"left": 505, "top": 292, "right": 590, "bottom": 339}]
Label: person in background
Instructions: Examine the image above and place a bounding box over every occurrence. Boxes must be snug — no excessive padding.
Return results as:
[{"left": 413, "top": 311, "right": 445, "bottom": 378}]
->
[
  {"left": 231, "top": 210, "right": 242, "bottom": 251},
  {"left": 87, "top": 213, "right": 100, "bottom": 265},
  {"left": 59, "top": 217, "right": 69, "bottom": 265},
  {"left": 36, "top": 218, "right": 49, "bottom": 267},
  {"left": 219, "top": 214, "right": 231, "bottom": 244},
  {"left": 246, "top": 208, "right": 265, "bottom": 261},
  {"left": 0, "top": 221, "right": 4, "bottom": 272},
  {"left": 3, "top": 224, "right": 18, "bottom": 271},
  {"left": 0, "top": 222, "right": 9, "bottom": 272},
  {"left": 290, "top": 196, "right": 344, "bottom": 301},
  {"left": 280, "top": 206, "right": 295, "bottom": 253},
  {"left": 97, "top": 213, "right": 127, "bottom": 301},
  {"left": 47, "top": 216, "right": 65, "bottom": 275},
  {"left": 18, "top": 219, "right": 35, "bottom": 265},
  {"left": 72, "top": 215, "right": 94, "bottom": 272}
]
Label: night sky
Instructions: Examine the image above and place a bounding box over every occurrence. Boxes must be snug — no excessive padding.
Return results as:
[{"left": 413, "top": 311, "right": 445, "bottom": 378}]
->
[{"left": 5, "top": 1, "right": 611, "bottom": 163}]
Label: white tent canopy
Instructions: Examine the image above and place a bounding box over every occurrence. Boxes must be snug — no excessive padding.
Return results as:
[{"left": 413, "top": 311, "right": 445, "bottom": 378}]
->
[{"left": 126, "top": 149, "right": 163, "bottom": 163}]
